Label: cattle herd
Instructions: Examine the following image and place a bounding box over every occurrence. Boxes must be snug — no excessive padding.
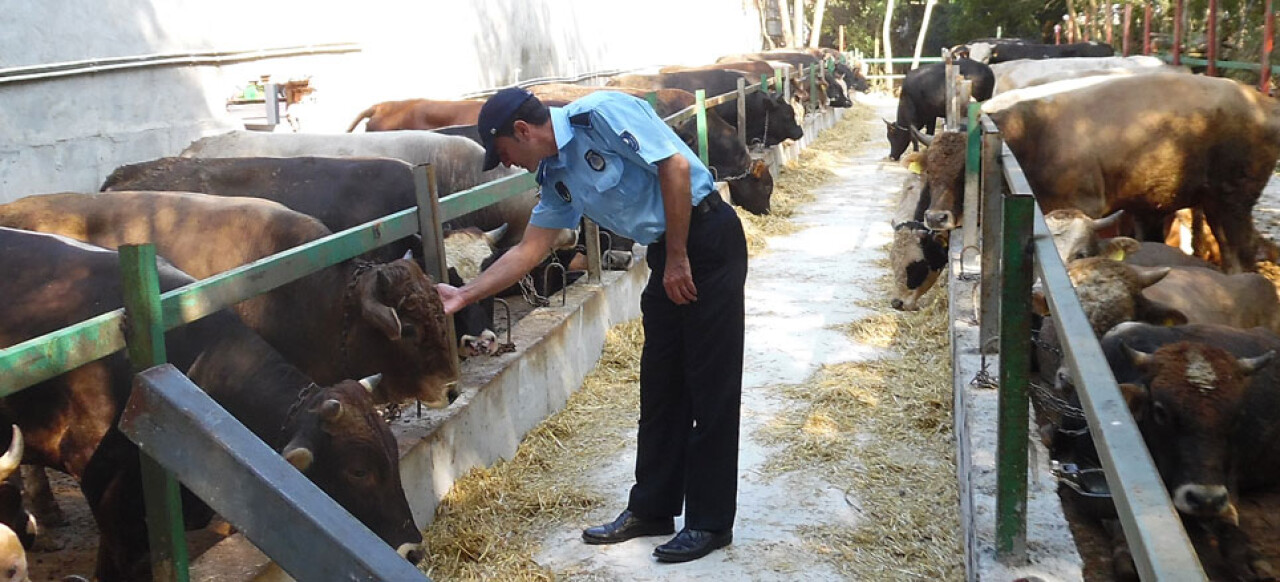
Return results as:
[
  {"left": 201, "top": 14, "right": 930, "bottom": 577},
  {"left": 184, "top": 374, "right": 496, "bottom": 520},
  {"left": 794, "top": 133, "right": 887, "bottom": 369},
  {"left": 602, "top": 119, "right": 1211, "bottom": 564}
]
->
[
  {"left": 889, "top": 39, "right": 1280, "bottom": 579},
  {"left": 0, "top": 47, "right": 863, "bottom": 579}
]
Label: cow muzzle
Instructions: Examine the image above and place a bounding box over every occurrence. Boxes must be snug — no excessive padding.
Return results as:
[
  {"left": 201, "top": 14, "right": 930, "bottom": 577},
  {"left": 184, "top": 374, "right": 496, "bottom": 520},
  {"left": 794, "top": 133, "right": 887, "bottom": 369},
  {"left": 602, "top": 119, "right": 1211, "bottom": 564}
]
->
[
  {"left": 1173, "top": 483, "right": 1235, "bottom": 522},
  {"left": 397, "top": 542, "right": 426, "bottom": 565},
  {"left": 924, "top": 210, "right": 956, "bottom": 231}
]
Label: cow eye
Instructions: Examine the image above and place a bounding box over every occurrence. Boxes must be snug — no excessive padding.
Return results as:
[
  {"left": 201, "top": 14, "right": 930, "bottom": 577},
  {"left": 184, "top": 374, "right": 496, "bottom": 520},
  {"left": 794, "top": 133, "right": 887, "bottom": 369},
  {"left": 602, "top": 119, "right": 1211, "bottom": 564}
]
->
[
  {"left": 401, "top": 323, "right": 418, "bottom": 338},
  {"left": 1151, "top": 401, "right": 1171, "bottom": 426},
  {"left": 349, "top": 467, "right": 371, "bottom": 480}
]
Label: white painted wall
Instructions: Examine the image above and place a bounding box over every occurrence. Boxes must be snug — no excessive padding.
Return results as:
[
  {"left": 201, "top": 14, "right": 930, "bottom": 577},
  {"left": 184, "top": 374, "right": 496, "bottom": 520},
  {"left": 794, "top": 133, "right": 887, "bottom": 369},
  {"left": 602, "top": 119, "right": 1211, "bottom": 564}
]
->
[{"left": 0, "top": 0, "right": 762, "bottom": 202}]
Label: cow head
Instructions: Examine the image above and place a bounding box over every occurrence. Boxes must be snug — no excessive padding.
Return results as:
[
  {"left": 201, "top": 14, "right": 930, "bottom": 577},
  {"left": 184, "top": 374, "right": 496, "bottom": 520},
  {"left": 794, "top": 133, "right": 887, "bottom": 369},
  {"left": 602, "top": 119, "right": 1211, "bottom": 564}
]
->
[
  {"left": 1121, "top": 342, "right": 1276, "bottom": 522},
  {"left": 756, "top": 92, "right": 804, "bottom": 146},
  {"left": 1045, "top": 209, "right": 1125, "bottom": 263},
  {"left": 1064, "top": 258, "right": 1188, "bottom": 336},
  {"left": 890, "top": 221, "right": 949, "bottom": 311},
  {"left": 915, "top": 128, "right": 968, "bottom": 230},
  {"left": 834, "top": 63, "right": 869, "bottom": 94},
  {"left": 349, "top": 259, "right": 456, "bottom": 407},
  {"left": 884, "top": 119, "right": 914, "bottom": 161},
  {"left": 678, "top": 112, "right": 774, "bottom": 215},
  {"left": 280, "top": 380, "right": 424, "bottom": 563},
  {"left": 725, "top": 159, "right": 773, "bottom": 215},
  {"left": 443, "top": 224, "right": 507, "bottom": 283},
  {"left": 824, "top": 72, "right": 852, "bottom": 107}
]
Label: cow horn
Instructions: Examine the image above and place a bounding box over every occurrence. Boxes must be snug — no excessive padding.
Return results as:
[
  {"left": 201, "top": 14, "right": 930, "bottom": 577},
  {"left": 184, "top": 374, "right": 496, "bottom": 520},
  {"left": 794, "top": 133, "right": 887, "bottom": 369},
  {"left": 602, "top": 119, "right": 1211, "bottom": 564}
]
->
[
  {"left": 1134, "top": 266, "right": 1171, "bottom": 289},
  {"left": 1122, "top": 342, "right": 1156, "bottom": 368},
  {"left": 483, "top": 223, "right": 509, "bottom": 247},
  {"left": 319, "top": 399, "right": 344, "bottom": 423},
  {"left": 1091, "top": 210, "right": 1125, "bottom": 231},
  {"left": 882, "top": 118, "right": 895, "bottom": 128},
  {"left": 358, "top": 373, "right": 382, "bottom": 393},
  {"left": 0, "top": 426, "right": 22, "bottom": 482},
  {"left": 1238, "top": 351, "right": 1277, "bottom": 375},
  {"left": 909, "top": 124, "right": 934, "bottom": 147}
]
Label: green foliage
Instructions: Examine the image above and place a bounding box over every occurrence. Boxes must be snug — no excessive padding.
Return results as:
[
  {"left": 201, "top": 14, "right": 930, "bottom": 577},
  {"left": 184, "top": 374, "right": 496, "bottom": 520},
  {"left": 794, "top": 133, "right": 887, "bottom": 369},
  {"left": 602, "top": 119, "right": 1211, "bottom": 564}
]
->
[{"left": 812, "top": 0, "right": 1274, "bottom": 78}]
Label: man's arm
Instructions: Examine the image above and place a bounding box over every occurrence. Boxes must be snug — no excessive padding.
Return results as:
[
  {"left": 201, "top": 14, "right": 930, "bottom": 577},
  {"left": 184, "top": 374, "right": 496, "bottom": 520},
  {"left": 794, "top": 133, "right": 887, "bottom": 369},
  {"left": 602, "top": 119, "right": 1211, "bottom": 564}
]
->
[
  {"left": 437, "top": 224, "right": 562, "bottom": 315},
  {"left": 656, "top": 153, "right": 697, "bottom": 305}
]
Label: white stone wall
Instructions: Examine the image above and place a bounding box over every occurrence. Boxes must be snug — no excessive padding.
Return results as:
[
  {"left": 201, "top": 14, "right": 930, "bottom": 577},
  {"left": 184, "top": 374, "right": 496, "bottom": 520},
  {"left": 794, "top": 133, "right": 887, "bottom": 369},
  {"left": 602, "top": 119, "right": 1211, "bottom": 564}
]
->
[{"left": 0, "top": 0, "right": 762, "bottom": 202}]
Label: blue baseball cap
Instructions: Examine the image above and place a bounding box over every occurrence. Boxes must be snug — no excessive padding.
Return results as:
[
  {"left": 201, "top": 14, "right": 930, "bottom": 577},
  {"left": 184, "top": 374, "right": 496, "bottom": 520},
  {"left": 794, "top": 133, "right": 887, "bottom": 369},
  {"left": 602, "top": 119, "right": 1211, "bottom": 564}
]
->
[{"left": 478, "top": 87, "right": 535, "bottom": 170}]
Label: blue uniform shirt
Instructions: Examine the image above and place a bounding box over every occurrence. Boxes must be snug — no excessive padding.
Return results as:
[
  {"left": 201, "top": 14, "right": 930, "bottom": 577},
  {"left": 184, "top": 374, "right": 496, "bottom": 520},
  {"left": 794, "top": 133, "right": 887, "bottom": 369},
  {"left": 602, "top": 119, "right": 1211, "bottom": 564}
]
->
[{"left": 529, "top": 91, "right": 716, "bottom": 245}]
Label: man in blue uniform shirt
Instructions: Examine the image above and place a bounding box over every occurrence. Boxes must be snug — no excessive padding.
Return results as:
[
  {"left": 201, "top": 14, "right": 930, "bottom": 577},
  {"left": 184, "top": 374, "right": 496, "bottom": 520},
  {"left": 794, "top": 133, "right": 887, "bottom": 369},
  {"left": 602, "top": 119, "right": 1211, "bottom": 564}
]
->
[{"left": 436, "top": 87, "right": 747, "bottom": 563}]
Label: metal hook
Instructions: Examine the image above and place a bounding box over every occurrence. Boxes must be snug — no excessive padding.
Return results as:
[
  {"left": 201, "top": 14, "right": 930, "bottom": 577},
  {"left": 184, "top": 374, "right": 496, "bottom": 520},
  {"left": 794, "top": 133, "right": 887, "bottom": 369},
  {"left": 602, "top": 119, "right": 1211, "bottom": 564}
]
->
[{"left": 542, "top": 261, "right": 568, "bottom": 307}]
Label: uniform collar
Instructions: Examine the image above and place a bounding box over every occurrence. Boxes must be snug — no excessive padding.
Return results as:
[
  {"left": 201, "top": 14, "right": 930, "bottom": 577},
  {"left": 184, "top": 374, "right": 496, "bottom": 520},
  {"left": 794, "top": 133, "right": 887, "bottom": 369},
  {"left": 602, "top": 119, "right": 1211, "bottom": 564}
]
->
[{"left": 536, "top": 107, "right": 575, "bottom": 184}]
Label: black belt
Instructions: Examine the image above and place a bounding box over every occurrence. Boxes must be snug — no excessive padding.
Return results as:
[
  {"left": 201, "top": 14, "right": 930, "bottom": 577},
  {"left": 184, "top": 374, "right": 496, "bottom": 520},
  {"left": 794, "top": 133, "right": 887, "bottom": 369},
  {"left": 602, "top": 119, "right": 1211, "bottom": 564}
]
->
[
  {"left": 654, "top": 195, "right": 722, "bottom": 245},
  {"left": 693, "top": 194, "right": 723, "bottom": 216}
]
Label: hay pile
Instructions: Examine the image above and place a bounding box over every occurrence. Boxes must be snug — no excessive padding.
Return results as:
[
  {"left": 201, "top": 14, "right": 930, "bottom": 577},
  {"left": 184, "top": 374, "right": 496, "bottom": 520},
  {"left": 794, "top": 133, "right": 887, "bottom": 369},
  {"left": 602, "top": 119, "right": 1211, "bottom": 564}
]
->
[
  {"left": 756, "top": 268, "right": 961, "bottom": 579},
  {"left": 420, "top": 321, "right": 643, "bottom": 581}
]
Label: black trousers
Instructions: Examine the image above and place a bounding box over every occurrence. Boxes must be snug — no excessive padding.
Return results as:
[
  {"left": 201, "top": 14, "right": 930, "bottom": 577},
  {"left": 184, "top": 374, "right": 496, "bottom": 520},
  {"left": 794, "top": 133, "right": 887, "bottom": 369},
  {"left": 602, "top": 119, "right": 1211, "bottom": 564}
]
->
[{"left": 627, "top": 199, "right": 748, "bottom": 532}]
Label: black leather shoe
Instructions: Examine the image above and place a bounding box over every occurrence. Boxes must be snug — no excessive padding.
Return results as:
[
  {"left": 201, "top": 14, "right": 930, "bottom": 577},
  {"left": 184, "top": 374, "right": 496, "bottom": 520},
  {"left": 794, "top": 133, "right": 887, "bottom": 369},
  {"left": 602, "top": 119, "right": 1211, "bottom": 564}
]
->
[
  {"left": 581, "top": 510, "right": 674, "bottom": 545},
  {"left": 653, "top": 528, "right": 733, "bottom": 562}
]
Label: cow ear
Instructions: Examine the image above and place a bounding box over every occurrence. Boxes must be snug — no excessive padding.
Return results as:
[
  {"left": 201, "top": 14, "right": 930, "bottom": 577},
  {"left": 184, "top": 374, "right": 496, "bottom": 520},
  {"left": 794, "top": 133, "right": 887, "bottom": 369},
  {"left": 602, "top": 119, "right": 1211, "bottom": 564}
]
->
[
  {"left": 359, "top": 270, "right": 403, "bottom": 340},
  {"left": 1101, "top": 237, "right": 1141, "bottom": 261},
  {"left": 1031, "top": 289, "right": 1050, "bottom": 317},
  {"left": 1135, "top": 296, "right": 1187, "bottom": 327},
  {"left": 1118, "top": 383, "right": 1150, "bottom": 421}
]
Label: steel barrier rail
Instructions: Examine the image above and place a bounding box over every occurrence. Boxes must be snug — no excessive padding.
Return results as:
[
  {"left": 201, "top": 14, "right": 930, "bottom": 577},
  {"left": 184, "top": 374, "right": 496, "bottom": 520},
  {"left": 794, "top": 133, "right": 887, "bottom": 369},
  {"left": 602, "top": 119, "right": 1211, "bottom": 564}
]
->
[{"left": 981, "top": 114, "right": 1207, "bottom": 579}]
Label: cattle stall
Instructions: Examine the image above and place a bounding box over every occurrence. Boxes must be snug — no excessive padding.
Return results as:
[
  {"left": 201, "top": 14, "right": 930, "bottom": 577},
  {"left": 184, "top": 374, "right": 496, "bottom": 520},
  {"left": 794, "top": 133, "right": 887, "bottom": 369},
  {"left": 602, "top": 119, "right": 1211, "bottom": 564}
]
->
[
  {"left": 0, "top": 62, "right": 850, "bottom": 579},
  {"left": 951, "top": 106, "right": 1273, "bottom": 579}
]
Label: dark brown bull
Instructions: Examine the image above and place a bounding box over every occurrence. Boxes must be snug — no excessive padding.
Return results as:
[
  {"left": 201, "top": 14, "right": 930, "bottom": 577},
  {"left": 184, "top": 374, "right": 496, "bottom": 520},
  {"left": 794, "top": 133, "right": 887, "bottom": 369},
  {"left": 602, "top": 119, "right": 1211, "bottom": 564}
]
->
[
  {"left": 984, "top": 73, "right": 1280, "bottom": 272},
  {"left": 1119, "top": 341, "right": 1280, "bottom": 580},
  {"left": 0, "top": 227, "right": 422, "bottom": 581},
  {"left": 0, "top": 191, "right": 455, "bottom": 407},
  {"left": 606, "top": 69, "right": 804, "bottom": 147},
  {"left": 346, "top": 98, "right": 484, "bottom": 132},
  {"left": 531, "top": 84, "right": 774, "bottom": 214}
]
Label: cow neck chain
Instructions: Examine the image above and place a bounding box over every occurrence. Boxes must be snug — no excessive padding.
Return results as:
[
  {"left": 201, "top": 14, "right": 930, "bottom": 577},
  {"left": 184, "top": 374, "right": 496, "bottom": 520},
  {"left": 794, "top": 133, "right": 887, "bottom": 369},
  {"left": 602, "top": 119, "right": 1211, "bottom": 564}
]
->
[
  {"left": 340, "top": 261, "right": 377, "bottom": 377},
  {"left": 280, "top": 382, "right": 322, "bottom": 441},
  {"left": 893, "top": 220, "right": 934, "bottom": 233}
]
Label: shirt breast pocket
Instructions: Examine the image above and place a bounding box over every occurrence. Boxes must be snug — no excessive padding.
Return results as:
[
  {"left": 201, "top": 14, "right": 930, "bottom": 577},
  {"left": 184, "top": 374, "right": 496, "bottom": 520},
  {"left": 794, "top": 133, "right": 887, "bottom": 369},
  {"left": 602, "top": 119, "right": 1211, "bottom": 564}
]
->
[{"left": 586, "top": 148, "right": 624, "bottom": 194}]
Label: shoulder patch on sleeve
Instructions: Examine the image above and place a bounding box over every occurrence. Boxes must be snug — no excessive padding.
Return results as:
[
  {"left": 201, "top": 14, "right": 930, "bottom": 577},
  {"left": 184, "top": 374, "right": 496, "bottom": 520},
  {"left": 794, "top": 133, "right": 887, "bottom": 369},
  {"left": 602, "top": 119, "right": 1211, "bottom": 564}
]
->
[
  {"left": 620, "top": 130, "right": 640, "bottom": 152},
  {"left": 570, "top": 113, "right": 593, "bottom": 128}
]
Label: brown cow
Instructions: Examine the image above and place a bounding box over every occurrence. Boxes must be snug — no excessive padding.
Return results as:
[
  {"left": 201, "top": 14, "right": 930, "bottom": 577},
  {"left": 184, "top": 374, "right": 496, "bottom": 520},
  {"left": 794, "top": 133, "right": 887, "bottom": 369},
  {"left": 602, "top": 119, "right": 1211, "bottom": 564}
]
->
[
  {"left": 0, "top": 191, "right": 455, "bottom": 407},
  {"left": 982, "top": 74, "right": 1280, "bottom": 272},
  {"left": 0, "top": 227, "right": 423, "bottom": 581},
  {"left": 1063, "top": 258, "right": 1280, "bottom": 336},
  {"left": 1119, "top": 341, "right": 1280, "bottom": 580},
  {"left": 346, "top": 98, "right": 484, "bottom": 132}
]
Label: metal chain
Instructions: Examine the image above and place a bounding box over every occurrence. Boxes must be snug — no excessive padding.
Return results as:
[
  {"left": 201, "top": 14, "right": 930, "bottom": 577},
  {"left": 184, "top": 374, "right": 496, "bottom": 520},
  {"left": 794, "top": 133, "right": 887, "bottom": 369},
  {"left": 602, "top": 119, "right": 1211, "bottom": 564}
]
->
[{"left": 1030, "top": 379, "right": 1087, "bottom": 420}]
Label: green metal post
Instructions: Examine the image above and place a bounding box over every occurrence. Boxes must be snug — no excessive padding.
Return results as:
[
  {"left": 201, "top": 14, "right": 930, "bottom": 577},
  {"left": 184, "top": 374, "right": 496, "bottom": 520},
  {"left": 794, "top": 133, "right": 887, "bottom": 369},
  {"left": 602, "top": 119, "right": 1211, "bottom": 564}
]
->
[
  {"left": 995, "top": 193, "right": 1034, "bottom": 563},
  {"left": 962, "top": 103, "right": 982, "bottom": 251},
  {"left": 774, "top": 69, "right": 783, "bottom": 94},
  {"left": 119, "top": 244, "right": 189, "bottom": 582},
  {"left": 760, "top": 74, "right": 770, "bottom": 94},
  {"left": 695, "top": 89, "right": 709, "bottom": 167},
  {"left": 645, "top": 91, "right": 659, "bottom": 111}
]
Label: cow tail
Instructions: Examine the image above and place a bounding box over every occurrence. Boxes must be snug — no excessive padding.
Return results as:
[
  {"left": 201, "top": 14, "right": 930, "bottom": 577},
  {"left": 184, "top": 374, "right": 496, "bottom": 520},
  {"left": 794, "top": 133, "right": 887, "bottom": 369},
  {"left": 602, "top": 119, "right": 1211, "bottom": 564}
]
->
[{"left": 346, "top": 106, "right": 376, "bottom": 133}]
